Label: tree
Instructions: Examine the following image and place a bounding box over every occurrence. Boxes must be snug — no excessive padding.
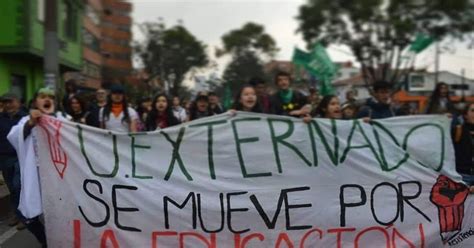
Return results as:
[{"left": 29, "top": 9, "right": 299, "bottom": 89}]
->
[
  {"left": 222, "top": 51, "right": 266, "bottom": 93},
  {"left": 219, "top": 23, "right": 278, "bottom": 92},
  {"left": 135, "top": 22, "right": 208, "bottom": 96},
  {"left": 296, "top": 0, "right": 474, "bottom": 88}
]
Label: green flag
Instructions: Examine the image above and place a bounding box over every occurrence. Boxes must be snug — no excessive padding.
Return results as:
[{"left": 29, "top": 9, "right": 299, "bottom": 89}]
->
[
  {"left": 291, "top": 44, "right": 337, "bottom": 96},
  {"left": 291, "top": 48, "right": 311, "bottom": 82},
  {"left": 292, "top": 47, "right": 312, "bottom": 66},
  {"left": 409, "top": 34, "right": 434, "bottom": 54},
  {"left": 222, "top": 84, "right": 232, "bottom": 110}
]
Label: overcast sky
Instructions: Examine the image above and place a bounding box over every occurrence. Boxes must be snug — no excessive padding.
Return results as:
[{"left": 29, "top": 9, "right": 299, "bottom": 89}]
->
[{"left": 130, "top": 0, "right": 474, "bottom": 79}]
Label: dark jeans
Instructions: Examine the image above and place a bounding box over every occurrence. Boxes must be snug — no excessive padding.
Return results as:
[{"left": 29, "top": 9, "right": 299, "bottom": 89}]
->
[{"left": 0, "top": 155, "right": 23, "bottom": 221}]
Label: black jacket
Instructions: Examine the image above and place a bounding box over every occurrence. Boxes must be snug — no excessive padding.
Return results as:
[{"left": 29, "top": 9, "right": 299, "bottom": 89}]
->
[
  {"left": 452, "top": 123, "right": 474, "bottom": 175},
  {"left": 0, "top": 110, "right": 28, "bottom": 156},
  {"left": 357, "top": 98, "right": 396, "bottom": 119},
  {"left": 270, "top": 90, "right": 308, "bottom": 116}
]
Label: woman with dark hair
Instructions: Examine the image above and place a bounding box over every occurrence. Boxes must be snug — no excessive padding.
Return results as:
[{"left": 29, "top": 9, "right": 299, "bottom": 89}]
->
[
  {"left": 62, "top": 79, "right": 77, "bottom": 113},
  {"left": 312, "top": 95, "right": 342, "bottom": 119},
  {"left": 99, "top": 84, "right": 138, "bottom": 132},
  {"left": 231, "top": 85, "right": 262, "bottom": 113},
  {"left": 145, "top": 94, "right": 180, "bottom": 130},
  {"left": 188, "top": 95, "right": 213, "bottom": 121},
  {"left": 136, "top": 97, "right": 152, "bottom": 131},
  {"left": 452, "top": 102, "right": 474, "bottom": 193},
  {"left": 67, "top": 95, "right": 92, "bottom": 124},
  {"left": 425, "top": 82, "right": 455, "bottom": 114}
]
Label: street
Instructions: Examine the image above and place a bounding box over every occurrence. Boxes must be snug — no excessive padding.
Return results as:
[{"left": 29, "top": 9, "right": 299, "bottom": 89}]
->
[{"left": 0, "top": 183, "right": 40, "bottom": 248}]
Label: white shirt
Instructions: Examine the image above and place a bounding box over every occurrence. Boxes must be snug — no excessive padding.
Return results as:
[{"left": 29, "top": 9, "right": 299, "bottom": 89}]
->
[
  {"left": 7, "top": 113, "right": 70, "bottom": 218},
  {"left": 99, "top": 107, "right": 139, "bottom": 132},
  {"left": 173, "top": 106, "right": 187, "bottom": 123}
]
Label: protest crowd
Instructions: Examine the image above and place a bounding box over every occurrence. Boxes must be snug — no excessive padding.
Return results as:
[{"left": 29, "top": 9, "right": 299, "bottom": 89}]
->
[{"left": 0, "top": 71, "right": 473, "bottom": 247}]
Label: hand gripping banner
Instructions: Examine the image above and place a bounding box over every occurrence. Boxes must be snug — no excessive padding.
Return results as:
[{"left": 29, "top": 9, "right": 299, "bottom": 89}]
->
[{"left": 34, "top": 113, "right": 474, "bottom": 247}]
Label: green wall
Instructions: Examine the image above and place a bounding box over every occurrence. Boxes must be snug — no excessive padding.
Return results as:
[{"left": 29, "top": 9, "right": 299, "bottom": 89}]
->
[
  {"left": 0, "top": 0, "right": 83, "bottom": 69},
  {"left": 30, "top": 0, "right": 83, "bottom": 69},
  {"left": 0, "top": 0, "right": 25, "bottom": 48},
  {"left": 0, "top": 55, "right": 44, "bottom": 101}
]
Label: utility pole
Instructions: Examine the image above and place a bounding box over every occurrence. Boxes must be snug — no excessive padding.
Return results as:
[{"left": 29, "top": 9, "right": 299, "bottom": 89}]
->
[
  {"left": 44, "top": 0, "right": 59, "bottom": 93},
  {"left": 434, "top": 41, "right": 440, "bottom": 84},
  {"left": 461, "top": 68, "right": 466, "bottom": 102}
]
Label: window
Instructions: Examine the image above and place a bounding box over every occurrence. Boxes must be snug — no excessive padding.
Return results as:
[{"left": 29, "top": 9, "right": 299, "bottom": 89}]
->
[
  {"left": 451, "top": 84, "right": 469, "bottom": 90},
  {"left": 82, "top": 60, "right": 101, "bottom": 78},
  {"left": 112, "top": 53, "right": 131, "bottom": 60},
  {"left": 38, "top": 0, "right": 45, "bottom": 22},
  {"left": 63, "top": 1, "right": 77, "bottom": 40},
  {"left": 86, "top": 5, "right": 100, "bottom": 25},
  {"left": 10, "top": 74, "right": 26, "bottom": 102},
  {"left": 82, "top": 28, "right": 101, "bottom": 52}
]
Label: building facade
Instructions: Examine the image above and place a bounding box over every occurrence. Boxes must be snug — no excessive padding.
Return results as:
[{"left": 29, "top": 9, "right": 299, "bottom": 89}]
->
[
  {"left": 66, "top": 0, "right": 132, "bottom": 90},
  {"left": 101, "top": 0, "right": 132, "bottom": 87},
  {"left": 0, "top": 0, "right": 83, "bottom": 100}
]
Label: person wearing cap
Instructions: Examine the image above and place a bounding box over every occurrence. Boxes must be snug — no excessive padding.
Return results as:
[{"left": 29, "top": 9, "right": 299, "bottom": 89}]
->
[
  {"left": 188, "top": 94, "right": 213, "bottom": 121},
  {"left": 0, "top": 92, "right": 28, "bottom": 230},
  {"left": 7, "top": 87, "right": 70, "bottom": 247},
  {"left": 269, "top": 71, "right": 310, "bottom": 117},
  {"left": 341, "top": 102, "right": 357, "bottom": 120},
  {"left": 357, "top": 81, "right": 397, "bottom": 119},
  {"left": 99, "top": 84, "right": 139, "bottom": 132}
]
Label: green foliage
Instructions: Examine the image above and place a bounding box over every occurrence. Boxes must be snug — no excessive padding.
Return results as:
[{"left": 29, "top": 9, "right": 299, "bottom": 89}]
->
[
  {"left": 222, "top": 51, "right": 266, "bottom": 94},
  {"left": 135, "top": 22, "right": 208, "bottom": 96},
  {"left": 297, "top": 0, "right": 474, "bottom": 86},
  {"left": 220, "top": 22, "right": 278, "bottom": 93},
  {"left": 220, "top": 22, "right": 279, "bottom": 58}
]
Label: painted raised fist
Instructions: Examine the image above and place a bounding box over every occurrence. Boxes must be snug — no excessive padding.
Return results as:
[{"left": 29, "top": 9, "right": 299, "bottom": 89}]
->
[
  {"left": 38, "top": 116, "right": 68, "bottom": 179},
  {"left": 430, "top": 175, "right": 469, "bottom": 238}
]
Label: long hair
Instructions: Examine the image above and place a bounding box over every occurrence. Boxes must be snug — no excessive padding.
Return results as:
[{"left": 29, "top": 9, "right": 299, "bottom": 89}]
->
[
  {"left": 313, "top": 95, "right": 337, "bottom": 118},
  {"left": 136, "top": 96, "right": 151, "bottom": 122},
  {"left": 189, "top": 95, "right": 211, "bottom": 121},
  {"left": 231, "top": 84, "right": 262, "bottom": 113},
  {"left": 145, "top": 93, "right": 180, "bottom": 130},
  {"left": 426, "top": 82, "right": 452, "bottom": 113},
  {"left": 67, "top": 95, "right": 86, "bottom": 114},
  {"left": 102, "top": 94, "right": 131, "bottom": 124}
]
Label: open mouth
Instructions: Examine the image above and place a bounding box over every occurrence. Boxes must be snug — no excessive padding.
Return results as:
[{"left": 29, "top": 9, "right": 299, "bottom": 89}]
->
[{"left": 43, "top": 102, "right": 52, "bottom": 110}]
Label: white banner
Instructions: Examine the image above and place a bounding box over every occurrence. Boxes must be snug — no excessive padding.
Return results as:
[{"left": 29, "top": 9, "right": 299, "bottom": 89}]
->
[{"left": 35, "top": 113, "right": 474, "bottom": 247}]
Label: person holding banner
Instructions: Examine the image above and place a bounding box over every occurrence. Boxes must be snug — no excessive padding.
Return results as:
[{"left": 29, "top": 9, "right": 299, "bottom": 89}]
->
[
  {"left": 270, "top": 71, "right": 310, "bottom": 117},
  {"left": 357, "top": 81, "right": 397, "bottom": 119},
  {"left": 189, "top": 94, "right": 214, "bottom": 121},
  {"left": 99, "top": 84, "right": 139, "bottom": 132},
  {"left": 231, "top": 84, "right": 262, "bottom": 113},
  {"left": 7, "top": 87, "right": 70, "bottom": 247},
  {"left": 145, "top": 93, "right": 181, "bottom": 130},
  {"left": 312, "top": 95, "right": 342, "bottom": 119},
  {"left": 453, "top": 102, "right": 474, "bottom": 193}
]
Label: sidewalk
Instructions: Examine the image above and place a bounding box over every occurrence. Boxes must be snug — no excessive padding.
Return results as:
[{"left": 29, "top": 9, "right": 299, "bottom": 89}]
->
[{"left": 0, "top": 176, "right": 40, "bottom": 247}]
